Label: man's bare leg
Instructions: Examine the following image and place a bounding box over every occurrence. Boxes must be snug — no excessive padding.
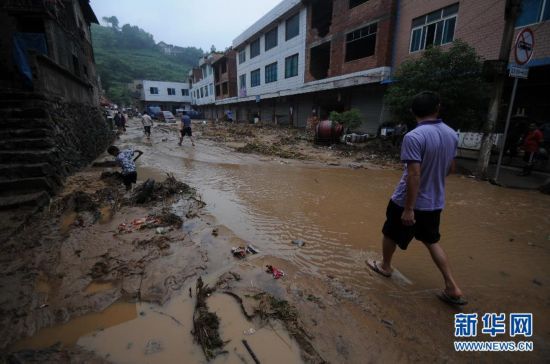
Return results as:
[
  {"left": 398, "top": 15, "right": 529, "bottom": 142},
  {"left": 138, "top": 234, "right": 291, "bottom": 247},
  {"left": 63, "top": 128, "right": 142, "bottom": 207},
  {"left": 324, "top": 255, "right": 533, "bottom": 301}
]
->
[
  {"left": 379, "top": 236, "right": 396, "bottom": 274},
  {"left": 190, "top": 136, "right": 195, "bottom": 146},
  {"left": 424, "top": 242, "right": 463, "bottom": 298}
]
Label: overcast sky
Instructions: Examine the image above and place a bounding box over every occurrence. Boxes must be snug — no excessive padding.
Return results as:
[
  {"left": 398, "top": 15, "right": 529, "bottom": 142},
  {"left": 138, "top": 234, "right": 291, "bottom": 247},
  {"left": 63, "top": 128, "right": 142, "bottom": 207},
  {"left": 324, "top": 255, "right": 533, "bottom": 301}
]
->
[{"left": 90, "top": 0, "right": 282, "bottom": 50}]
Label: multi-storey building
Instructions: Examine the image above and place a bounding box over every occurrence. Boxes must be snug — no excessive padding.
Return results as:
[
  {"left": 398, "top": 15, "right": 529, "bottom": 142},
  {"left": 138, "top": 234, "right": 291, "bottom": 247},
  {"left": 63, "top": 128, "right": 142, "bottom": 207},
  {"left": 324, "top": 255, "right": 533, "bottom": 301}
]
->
[
  {"left": 133, "top": 80, "right": 191, "bottom": 113},
  {"left": 188, "top": 53, "right": 221, "bottom": 119},
  {"left": 393, "top": 0, "right": 550, "bottom": 125},
  {"left": 210, "top": 0, "right": 394, "bottom": 132}
]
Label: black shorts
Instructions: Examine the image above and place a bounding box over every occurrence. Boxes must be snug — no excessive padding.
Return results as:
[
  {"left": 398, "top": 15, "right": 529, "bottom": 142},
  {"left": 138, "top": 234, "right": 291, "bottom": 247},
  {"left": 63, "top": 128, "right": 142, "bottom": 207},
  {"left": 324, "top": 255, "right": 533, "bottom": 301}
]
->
[
  {"left": 144, "top": 126, "right": 151, "bottom": 134},
  {"left": 180, "top": 127, "right": 192, "bottom": 137},
  {"left": 122, "top": 171, "right": 137, "bottom": 188},
  {"left": 382, "top": 200, "right": 441, "bottom": 250}
]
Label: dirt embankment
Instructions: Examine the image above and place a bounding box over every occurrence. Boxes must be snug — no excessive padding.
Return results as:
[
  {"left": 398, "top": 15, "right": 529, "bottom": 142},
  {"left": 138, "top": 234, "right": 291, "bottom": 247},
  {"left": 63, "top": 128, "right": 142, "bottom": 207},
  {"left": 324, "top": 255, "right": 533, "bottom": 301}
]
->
[
  {"left": 0, "top": 166, "right": 207, "bottom": 357},
  {"left": 197, "top": 122, "right": 401, "bottom": 168}
]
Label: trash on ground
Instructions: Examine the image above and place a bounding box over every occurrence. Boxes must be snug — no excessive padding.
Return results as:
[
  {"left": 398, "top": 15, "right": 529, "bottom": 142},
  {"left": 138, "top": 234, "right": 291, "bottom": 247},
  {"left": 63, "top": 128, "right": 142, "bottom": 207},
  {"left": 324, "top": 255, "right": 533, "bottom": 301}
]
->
[
  {"left": 243, "top": 327, "right": 256, "bottom": 335},
  {"left": 231, "top": 245, "right": 260, "bottom": 258},
  {"left": 155, "top": 227, "right": 171, "bottom": 235},
  {"left": 292, "top": 239, "right": 305, "bottom": 247},
  {"left": 117, "top": 216, "right": 161, "bottom": 233},
  {"left": 266, "top": 265, "right": 285, "bottom": 279}
]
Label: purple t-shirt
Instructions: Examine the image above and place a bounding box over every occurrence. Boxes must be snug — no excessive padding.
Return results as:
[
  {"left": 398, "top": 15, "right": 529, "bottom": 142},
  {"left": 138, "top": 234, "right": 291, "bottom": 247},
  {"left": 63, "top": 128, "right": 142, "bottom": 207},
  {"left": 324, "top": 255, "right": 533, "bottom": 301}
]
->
[{"left": 391, "top": 119, "right": 457, "bottom": 211}]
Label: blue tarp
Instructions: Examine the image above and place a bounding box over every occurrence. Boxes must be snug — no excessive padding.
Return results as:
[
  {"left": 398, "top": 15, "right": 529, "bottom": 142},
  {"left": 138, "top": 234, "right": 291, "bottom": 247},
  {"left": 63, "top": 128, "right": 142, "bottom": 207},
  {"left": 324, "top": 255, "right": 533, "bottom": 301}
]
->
[{"left": 13, "top": 32, "right": 48, "bottom": 86}]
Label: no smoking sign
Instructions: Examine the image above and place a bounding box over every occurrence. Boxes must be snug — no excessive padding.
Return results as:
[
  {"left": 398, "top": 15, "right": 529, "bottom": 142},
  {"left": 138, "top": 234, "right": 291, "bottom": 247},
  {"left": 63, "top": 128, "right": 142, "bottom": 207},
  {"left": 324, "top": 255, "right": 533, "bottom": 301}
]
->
[{"left": 514, "top": 28, "right": 534, "bottom": 65}]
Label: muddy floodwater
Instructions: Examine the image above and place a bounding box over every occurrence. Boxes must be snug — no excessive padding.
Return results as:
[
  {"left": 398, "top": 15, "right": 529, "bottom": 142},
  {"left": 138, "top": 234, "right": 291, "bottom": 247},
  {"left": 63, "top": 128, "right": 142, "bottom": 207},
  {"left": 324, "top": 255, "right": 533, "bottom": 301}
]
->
[{"left": 10, "top": 124, "right": 550, "bottom": 362}]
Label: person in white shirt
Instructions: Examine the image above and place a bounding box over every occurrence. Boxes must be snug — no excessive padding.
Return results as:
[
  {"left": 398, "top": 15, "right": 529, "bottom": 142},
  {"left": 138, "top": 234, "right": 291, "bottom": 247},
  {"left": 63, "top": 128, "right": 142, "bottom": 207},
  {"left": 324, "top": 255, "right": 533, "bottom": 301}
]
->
[{"left": 141, "top": 111, "right": 153, "bottom": 139}]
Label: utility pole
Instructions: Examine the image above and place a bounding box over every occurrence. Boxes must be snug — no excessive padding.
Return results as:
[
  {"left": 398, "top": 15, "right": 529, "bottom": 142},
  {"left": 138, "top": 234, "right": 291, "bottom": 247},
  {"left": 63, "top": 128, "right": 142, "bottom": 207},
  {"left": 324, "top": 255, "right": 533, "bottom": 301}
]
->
[{"left": 476, "top": 0, "right": 522, "bottom": 179}]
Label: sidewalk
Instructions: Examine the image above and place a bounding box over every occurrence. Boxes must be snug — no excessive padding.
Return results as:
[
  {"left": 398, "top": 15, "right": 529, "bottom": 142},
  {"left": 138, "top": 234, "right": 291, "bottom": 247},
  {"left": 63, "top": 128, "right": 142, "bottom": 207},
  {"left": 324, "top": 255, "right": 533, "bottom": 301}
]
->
[{"left": 456, "top": 158, "right": 549, "bottom": 190}]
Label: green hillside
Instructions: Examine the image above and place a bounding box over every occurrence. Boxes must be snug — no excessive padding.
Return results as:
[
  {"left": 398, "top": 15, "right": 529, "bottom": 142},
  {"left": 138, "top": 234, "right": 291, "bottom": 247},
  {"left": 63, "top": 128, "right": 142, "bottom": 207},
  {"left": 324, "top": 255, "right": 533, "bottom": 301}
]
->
[{"left": 91, "top": 21, "right": 203, "bottom": 105}]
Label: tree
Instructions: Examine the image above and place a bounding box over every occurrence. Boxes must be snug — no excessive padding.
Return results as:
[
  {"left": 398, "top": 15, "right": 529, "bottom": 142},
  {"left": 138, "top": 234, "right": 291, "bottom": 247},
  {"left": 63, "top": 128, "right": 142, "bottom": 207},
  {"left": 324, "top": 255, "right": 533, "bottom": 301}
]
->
[
  {"left": 385, "top": 41, "right": 489, "bottom": 131},
  {"left": 210, "top": 45, "right": 216, "bottom": 53},
  {"left": 330, "top": 109, "right": 363, "bottom": 130},
  {"left": 102, "top": 16, "right": 119, "bottom": 30}
]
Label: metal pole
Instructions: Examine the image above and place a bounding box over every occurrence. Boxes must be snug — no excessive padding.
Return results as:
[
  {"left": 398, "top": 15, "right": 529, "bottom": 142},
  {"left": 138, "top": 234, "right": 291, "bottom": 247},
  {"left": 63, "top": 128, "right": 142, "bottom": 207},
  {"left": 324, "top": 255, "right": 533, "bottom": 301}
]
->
[{"left": 494, "top": 76, "right": 519, "bottom": 182}]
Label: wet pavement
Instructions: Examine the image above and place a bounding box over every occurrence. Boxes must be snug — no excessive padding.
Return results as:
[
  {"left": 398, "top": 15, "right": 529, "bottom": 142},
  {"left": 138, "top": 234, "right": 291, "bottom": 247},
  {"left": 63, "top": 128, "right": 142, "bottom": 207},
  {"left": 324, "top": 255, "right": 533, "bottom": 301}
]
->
[{"left": 8, "top": 120, "right": 550, "bottom": 362}]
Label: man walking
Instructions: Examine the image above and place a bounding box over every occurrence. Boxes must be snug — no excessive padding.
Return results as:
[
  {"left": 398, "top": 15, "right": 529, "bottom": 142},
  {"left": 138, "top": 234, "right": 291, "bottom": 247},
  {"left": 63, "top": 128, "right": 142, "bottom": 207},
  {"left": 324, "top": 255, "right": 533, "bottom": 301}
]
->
[
  {"left": 141, "top": 111, "right": 153, "bottom": 139},
  {"left": 367, "top": 91, "right": 466, "bottom": 305},
  {"left": 178, "top": 111, "right": 195, "bottom": 146}
]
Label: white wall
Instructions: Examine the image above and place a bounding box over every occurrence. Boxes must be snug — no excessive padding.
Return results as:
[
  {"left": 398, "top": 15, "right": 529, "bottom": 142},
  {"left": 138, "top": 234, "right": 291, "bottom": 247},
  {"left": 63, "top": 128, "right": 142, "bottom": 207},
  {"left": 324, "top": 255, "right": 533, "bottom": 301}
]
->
[
  {"left": 234, "top": 7, "right": 306, "bottom": 100},
  {"left": 142, "top": 80, "right": 191, "bottom": 103},
  {"left": 190, "top": 63, "right": 215, "bottom": 106}
]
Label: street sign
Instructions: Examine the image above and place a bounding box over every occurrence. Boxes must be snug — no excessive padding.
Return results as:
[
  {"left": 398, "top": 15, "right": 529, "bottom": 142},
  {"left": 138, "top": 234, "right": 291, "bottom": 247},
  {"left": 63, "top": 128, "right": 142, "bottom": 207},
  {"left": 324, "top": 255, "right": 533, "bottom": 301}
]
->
[
  {"left": 514, "top": 28, "right": 534, "bottom": 65},
  {"left": 509, "top": 65, "right": 529, "bottom": 79}
]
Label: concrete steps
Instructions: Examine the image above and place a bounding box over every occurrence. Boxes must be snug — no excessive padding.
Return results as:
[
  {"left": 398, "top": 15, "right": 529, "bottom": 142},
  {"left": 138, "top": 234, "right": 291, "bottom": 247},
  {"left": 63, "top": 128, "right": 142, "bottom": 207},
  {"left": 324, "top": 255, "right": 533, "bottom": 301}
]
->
[
  {"left": 0, "top": 191, "right": 50, "bottom": 211},
  {"left": 0, "top": 149, "right": 59, "bottom": 163},
  {"left": 0, "top": 177, "right": 60, "bottom": 197},
  {"left": 0, "top": 137, "right": 55, "bottom": 150}
]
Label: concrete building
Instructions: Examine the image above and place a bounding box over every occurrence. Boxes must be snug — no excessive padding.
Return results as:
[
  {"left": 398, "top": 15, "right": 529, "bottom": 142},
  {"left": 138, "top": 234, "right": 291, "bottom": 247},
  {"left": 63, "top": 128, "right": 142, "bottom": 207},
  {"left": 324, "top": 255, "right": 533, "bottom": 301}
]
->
[
  {"left": 133, "top": 80, "right": 191, "bottom": 112},
  {"left": 207, "top": 0, "right": 393, "bottom": 133},
  {"left": 188, "top": 53, "right": 221, "bottom": 119},
  {"left": 0, "top": 0, "right": 111, "bottom": 216},
  {"left": 211, "top": 49, "right": 238, "bottom": 120},
  {"left": 393, "top": 0, "right": 550, "bottom": 124}
]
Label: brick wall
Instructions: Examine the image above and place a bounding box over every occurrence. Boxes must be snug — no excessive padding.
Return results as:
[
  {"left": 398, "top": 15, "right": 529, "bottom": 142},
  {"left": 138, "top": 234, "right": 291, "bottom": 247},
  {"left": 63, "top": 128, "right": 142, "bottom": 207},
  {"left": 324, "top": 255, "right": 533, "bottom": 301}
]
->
[
  {"left": 394, "top": 0, "right": 550, "bottom": 68},
  {"left": 304, "top": 0, "right": 395, "bottom": 82}
]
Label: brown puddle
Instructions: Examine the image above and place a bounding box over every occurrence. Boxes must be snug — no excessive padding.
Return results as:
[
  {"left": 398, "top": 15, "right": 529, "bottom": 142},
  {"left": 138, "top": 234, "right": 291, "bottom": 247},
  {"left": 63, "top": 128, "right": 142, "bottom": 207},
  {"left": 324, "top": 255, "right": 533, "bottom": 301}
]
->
[
  {"left": 84, "top": 282, "right": 116, "bottom": 295},
  {"left": 208, "top": 293, "right": 302, "bottom": 364},
  {"left": 59, "top": 211, "right": 78, "bottom": 235},
  {"left": 11, "top": 302, "right": 137, "bottom": 351}
]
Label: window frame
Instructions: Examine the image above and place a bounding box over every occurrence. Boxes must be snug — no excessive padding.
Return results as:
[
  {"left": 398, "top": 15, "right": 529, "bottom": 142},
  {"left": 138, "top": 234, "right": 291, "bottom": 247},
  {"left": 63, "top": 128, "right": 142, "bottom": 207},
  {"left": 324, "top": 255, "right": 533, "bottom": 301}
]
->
[
  {"left": 167, "top": 88, "right": 176, "bottom": 95},
  {"left": 285, "top": 13, "right": 300, "bottom": 41},
  {"left": 265, "top": 62, "right": 278, "bottom": 83},
  {"left": 409, "top": 3, "right": 459, "bottom": 53},
  {"left": 345, "top": 22, "right": 378, "bottom": 62},
  {"left": 285, "top": 53, "right": 299, "bottom": 78},
  {"left": 250, "top": 68, "right": 261, "bottom": 87},
  {"left": 181, "top": 89, "right": 189, "bottom": 96},
  {"left": 238, "top": 49, "right": 246, "bottom": 64},
  {"left": 250, "top": 38, "right": 260, "bottom": 58},
  {"left": 265, "top": 27, "right": 278, "bottom": 51},
  {"left": 515, "top": 0, "right": 550, "bottom": 27},
  {"left": 150, "top": 87, "right": 159, "bottom": 95},
  {"left": 349, "top": 0, "right": 369, "bottom": 9},
  {"left": 239, "top": 74, "right": 246, "bottom": 90}
]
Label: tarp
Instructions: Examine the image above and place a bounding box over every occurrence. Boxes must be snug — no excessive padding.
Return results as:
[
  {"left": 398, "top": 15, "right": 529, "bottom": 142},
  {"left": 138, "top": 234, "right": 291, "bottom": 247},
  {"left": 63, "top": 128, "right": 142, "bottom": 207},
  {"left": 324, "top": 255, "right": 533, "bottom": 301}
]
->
[{"left": 13, "top": 32, "right": 48, "bottom": 86}]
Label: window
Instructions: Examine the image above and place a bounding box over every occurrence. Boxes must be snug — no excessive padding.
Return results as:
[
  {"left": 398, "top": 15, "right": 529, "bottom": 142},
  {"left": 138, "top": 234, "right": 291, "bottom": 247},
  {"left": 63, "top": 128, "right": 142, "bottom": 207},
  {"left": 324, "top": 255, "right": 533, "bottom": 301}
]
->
[
  {"left": 167, "top": 88, "right": 176, "bottom": 95},
  {"left": 265, "top": 27, "right": 278, "bottom": 51},
  {"left": 516, "top": 0, "right": 550, "bottom": 26},
  {"left": 208, "top": 66, "right": 212, "bottom": 75},
  {"left": 221, "top": 61, "right": 227, "bottom": 74},
  {"left": 345, "top": 23, "right": 377, "bottom": 62},
  {"left": 250, "top": 38, "right": 260, "bottom": 58},
  {"left": 204, "top": 85, "right": 208, "bottom": 97},
  {"left": 150, "top": 87, "right": 159, "bottom": 95},
  {"left": 286, "top": 13, "right": 299, "bottom": 40},
  {"left": 72, "top": 55, "right": 79, "bottom": 75},
  {"left": 349, "top": 0, "right": 368, "bottom": 8},
  {"left": 200, "top": 88, "right": 204, "bottom": 98},
  {"left": 409, "top": 3, "right": 458, "bottom": 53},
  {"left": 222, "top": 82, "right": 228, "bottom": 95},
  {"left": 265, "top": 62, "right": 277, "bottom": 83},
  {"left": 251, "top": 69, "right": 260, "bottom": 87},
  {"left": 239, "top": 74, "right": 246, "bottom": 89},
  {"left": 181, "top": 89, "right": 189, "bottom": 96},
  {"left": 209, "top": 84, "right": 214, "bottom": 96},
  {"left": 239, "top": 49, "right": 246, "bottom": 64},
  {"left": 285, "top": 54, "right": 299, "bottom": 78}
]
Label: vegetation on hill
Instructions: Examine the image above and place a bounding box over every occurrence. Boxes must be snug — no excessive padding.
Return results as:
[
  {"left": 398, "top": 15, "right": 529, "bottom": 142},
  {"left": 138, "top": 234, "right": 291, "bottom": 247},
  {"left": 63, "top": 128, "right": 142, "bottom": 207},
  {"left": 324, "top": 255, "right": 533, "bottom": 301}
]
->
[{"left": 91, "top": 17, "right": 204, "bottom": 105}]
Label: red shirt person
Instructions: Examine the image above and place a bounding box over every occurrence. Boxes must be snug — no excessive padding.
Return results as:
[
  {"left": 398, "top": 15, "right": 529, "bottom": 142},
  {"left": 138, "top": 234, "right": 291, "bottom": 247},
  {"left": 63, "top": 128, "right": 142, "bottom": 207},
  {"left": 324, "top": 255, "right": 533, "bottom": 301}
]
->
[{"left": 519, "top": 123, "right": 543, "bottom": 176}]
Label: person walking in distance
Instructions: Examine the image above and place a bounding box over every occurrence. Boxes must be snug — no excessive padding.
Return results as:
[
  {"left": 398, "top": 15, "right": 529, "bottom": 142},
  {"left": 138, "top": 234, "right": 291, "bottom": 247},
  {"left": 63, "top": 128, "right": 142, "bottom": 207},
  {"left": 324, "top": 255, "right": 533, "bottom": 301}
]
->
[
  {"left": 178, "top": 111, "right": 195, "bottom": 146},
  {"left": 518, "top": 123, "right": 543, "bottom": 176},
  {"left": 367, "top": 91, "right": 466, "bottom": 305},
  {"left": 141, "top": 111, "right": 153, "bottom": 139}
]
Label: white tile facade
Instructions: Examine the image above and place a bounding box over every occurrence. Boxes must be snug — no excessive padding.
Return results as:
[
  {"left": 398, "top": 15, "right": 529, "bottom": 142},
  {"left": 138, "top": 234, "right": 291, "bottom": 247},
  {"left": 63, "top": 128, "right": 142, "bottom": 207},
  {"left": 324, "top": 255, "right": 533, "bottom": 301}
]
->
[
  {"left": 141, "top": 80, "right": 190, "bottom": 103},
  {"left": 190, "top": 59, "right": 216, "bottom": 106},
  {"left": 233, "top": 5, "right": 306, "bottom": 101}
]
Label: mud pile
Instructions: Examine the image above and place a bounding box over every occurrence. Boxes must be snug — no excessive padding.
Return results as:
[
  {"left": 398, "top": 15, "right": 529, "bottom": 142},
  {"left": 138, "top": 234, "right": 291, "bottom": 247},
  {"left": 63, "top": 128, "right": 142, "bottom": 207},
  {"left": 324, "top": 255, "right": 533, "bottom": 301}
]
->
[{"left": 0, "top": 169, "right": 208, "bottom": 354}]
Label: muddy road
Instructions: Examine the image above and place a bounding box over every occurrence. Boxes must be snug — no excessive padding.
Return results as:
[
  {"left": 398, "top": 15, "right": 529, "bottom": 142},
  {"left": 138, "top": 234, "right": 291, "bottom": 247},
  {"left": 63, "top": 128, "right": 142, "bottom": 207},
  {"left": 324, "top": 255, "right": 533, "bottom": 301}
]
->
[{"left": 3, "top": 120, "right": 549, "bottom": 363}]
